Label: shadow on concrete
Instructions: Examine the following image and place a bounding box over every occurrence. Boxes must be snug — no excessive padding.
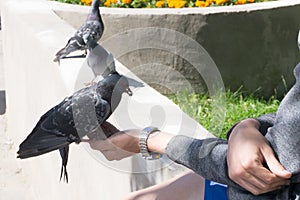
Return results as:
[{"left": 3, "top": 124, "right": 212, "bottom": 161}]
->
[{"left": 0, "top": 90, "right": 6, "bottom": 115}]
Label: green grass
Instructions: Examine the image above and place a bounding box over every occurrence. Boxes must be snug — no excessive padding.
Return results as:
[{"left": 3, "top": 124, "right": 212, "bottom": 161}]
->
[{"left": 168, "top": 88, "right": 280, "bottom": 139}]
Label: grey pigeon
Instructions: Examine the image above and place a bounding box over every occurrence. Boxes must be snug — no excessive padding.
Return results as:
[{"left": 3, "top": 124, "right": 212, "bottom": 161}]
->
[
  {"left": 86, "top": 43, "right": 116, "bottom": 79},
  {"left": 17, "top": 72, "right": 132, "bottom": 182},
  {"left": 53, "top": 0, "right": 104, "bottom": 63}
]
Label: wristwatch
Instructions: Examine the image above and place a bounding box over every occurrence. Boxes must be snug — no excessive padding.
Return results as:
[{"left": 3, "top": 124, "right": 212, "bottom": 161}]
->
[{"left": 139, "top": 127, "right": 162, "bottom": 160}]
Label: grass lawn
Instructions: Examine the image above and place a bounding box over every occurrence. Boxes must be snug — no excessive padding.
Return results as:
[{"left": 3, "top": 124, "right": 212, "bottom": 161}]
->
[{"left": 168, "top": 88, "right": 280, "bottom": 139}]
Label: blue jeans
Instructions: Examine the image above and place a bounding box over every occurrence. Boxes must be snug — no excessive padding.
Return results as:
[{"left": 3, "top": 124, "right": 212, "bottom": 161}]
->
[{"left": 204, "top": 180, "right": 228, "bottom": 200}]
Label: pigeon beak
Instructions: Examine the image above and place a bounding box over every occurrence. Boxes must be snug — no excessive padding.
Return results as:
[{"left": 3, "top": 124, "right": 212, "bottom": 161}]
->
[{"left": 126, "top": 88, "right": 133, "bottom": 96}]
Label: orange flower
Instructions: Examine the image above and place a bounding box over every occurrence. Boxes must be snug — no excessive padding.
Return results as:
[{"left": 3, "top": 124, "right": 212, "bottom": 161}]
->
[
  {"left": 195, "top": 0, "right": 206, "bottom": 7},
  {"left": 81, "top": 0, "right": 92, "bottom": 5},
  {"left": 205, "top": 0, "right": 214, "bottom": 6},
  {"left": 156, "top": 0, "right": 165, "bottom": 7},
  {"left": 121, "top": 0, "right": 132, "bottom": 4},
  {"left": 247, "top": 0, "right": 255, "bottom": 2},
  {"left": 104, "top": 0, "right": 118, "bottom": 6},
  {"left": 175, "top": 0, "right": 186, "bottom": 8},
  {"left": 235, "top": 0, "right": 247, "bottom": 4},
  {"left": 167, "top": 0, "right": 186, "bottom": 8},
  {"left": 215, "top": 0, "right": 227, "bottom": 5}
]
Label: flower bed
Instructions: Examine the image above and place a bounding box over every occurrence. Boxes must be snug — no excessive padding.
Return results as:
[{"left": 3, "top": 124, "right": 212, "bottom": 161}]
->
[{"left": 54, "top": 0, "right": 275, "bottom": 8}]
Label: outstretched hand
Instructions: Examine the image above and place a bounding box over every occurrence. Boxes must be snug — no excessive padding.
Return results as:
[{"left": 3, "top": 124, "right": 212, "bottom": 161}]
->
[
  {"left": 82, "top": 122, "right": 141, "bottom": 161},
  {"left": 227, "top": 119, "right": 292, "bottom": 195}
]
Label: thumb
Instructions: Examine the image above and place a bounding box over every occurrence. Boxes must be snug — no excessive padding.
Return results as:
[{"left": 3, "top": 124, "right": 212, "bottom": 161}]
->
[{"left": 263, "top": 148, "right": 292, "bottom": 178}]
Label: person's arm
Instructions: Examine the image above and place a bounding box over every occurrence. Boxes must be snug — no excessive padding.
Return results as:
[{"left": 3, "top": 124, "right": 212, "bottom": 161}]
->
[
  {"left": 227, "top": 118, "right": 291, "bottom": 195},
  {"left": 123, "top": 170, "right": 205, "bottom": 200},
  {"left": 84, "top": 118, "right": 290, "bottom": 195},
  {"left": 84, "top": 127, "right": 174, "bottom": 161}
]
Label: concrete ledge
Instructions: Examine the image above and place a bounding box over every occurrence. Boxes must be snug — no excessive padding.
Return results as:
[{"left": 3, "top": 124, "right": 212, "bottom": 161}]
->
[{"left": 51, "top": 0, "right": 300, "bottom": 97}]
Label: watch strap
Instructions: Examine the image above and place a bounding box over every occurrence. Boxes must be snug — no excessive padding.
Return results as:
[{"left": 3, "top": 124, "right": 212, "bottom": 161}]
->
[{"left": 139, "top": 127, "right": 162, "bottom": 160}]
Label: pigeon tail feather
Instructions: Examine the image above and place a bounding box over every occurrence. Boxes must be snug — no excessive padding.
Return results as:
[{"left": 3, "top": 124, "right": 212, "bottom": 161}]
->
[
  {"left": 17, "top": 129, "right": 70, "bottom": 159},
  {"left": 59, "top": 146, "right": 69, "bottom": 183}
]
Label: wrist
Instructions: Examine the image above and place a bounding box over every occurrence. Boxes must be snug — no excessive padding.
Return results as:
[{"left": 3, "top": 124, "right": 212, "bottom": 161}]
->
[
  {"left": 236, "top": 118, "right": 260, "bottom": 129},
  {"left": 229, "top": 118, "right": 260, "bottom": 140},
  {"left": 147, "top": 131, "right": 174, "bottom": 154},
  {"left": 139, "top": 127, "right": 162, "bottom": 160}
]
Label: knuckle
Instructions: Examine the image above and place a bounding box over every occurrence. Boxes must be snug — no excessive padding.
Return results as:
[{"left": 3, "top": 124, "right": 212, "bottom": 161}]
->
[
  {"left": 90, "top": 145, "right": 97, "bottom": 150},
  {"left": 106, "top": 157, "right": 114, "bottom": 161},
  {"left": 264, "top": 176, "right": 275, "bottom": 184},
  {"left": 252, "top": 191, "right": 261, "bottom": 196},
  {"left": 104, "top": 153, "right": 114, "bottom": 161},
  {"left": 228, "top": 169, "right": 243, "bottom": 179},
  {"left": 241, "top": 160, "right": 254, "bottom": 170},
  {"left": 259, "top": 184, "right": 268, "bottom": 190}
]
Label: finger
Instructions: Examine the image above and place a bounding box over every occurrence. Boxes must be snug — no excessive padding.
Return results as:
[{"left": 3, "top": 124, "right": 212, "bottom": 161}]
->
[
  {"left": 238, "top": 174, "right": 285, "bottom": 195},
  {"left": 248, "top": 164, "right": 277, "bottom": 182},
  {"left": 243, "top": 167, "right": 290, "bottom": 194},
  {"left": 101, "top": 150, "right": 118, "bottom": 161},
  {"left": 100, "top": 121, "right": 119, "bottom": 137},
  {"left": 235, "top": 176, "right": 265, "bottom": 195},
  {"left": 262, "top": 148, "right": 292, "bottom": 179},
  {"left": 81, "top": 139, "right": 91, "bottom": 142},
  {"left": 87, "top": 139, "right": 113, "bottom": 151}
]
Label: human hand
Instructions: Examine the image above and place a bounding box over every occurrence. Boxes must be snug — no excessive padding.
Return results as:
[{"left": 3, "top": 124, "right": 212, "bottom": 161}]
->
[
  {"left": 227, "top": 119, "right": 292, "bottom": 195},
  {"left": 83, "top": 122, "right": 141, "bottom": 161},
  {"left": 86, "top": 121, "right": 120, "bottom": 140}
]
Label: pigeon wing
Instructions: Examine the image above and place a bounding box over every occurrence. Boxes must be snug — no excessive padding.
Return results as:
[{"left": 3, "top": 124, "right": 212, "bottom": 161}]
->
[
  {"left": 41, "top": 85, "right": 111, "bottom": 140},
  {"left": 17, "top": 85, "right": 103, "bottom": 159},
  {"left": 53, "top": 36, "right": 86, "bottom": 62},
  {"left": 76, "top": 21, "right": 103, "bottom": 46}
]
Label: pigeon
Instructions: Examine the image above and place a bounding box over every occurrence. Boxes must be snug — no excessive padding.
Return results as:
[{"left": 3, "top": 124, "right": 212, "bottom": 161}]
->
[
  {"left": 53, "top": 0, "right": 104, "bottom": 63},
  {"left": 86, "top": 43, "right": 116, "bottom": 80},
  {"left": 17, "top": 72, "right": 132, "bottom": 182}
]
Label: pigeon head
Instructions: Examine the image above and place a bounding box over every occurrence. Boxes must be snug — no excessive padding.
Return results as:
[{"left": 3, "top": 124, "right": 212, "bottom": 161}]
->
[
  {"left": 97, "top": 72, "right": 132, "bottom": 109},
  {"left": 89, "top": 0, "right": 101, "bottom": 21}
]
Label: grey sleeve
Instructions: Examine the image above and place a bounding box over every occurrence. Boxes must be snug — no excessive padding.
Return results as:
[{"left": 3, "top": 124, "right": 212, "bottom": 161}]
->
[
  {"left": 226, "top": 112, "right": 276, "bottom": 139},
  {"left": 256, "top": 113, "right": 276, "bottom": 135},
  {"left": 165, "top": 135, "right": 241, "bottom": 189},
  {"left": 165, "top": 135, "right": 281, "bottom": 199}
]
